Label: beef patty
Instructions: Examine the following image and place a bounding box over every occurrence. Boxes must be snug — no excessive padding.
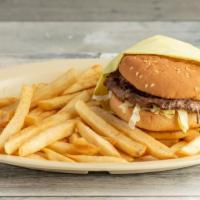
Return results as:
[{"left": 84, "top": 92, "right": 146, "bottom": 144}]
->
[{"left": 105, "top": 71, "right": 200, "bottom": 113}]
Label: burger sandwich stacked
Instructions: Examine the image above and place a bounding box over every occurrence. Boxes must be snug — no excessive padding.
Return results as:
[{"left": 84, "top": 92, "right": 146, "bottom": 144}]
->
[{"left": 94, "top": 35, "right": 200, "bottom": 134}]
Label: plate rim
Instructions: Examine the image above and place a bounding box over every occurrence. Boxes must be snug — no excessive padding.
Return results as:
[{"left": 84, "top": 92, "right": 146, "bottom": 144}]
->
[
  {"left": 1, "top": 154, "right": 200, "bottom": 174},
  {"left": 0, "top": 58, "right": 199, "bottom": 174}
]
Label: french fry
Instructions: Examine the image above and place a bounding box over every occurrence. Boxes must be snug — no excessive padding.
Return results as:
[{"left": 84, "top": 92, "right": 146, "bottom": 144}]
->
[
  {"left": 136, "top": 155, "right": 157, "bottom": 162},
  {"left": 5, "top": 113, "right": 72, "bottom": 154},
  {"left": 69, "top": 133, "right": 80, "bottom": 144},
  {"left": 25, "top": 109, "right": 56, "bottom": 126},
  {"left": 19, "top": 120, "right": 75, "bottom": 156},
  {"left": 119, "top": 151, "right": 134, "bottom": 162},
  {"left": 0, "top": 101, "right": 18, "bottom": 128},
  {"left": 158, "top": 139, "right": 179, "bottom": 147},
  {"left": 170, "top": 141, "right": 187, "bottom": 154},
  {"left": 49, "top": 139, "right": 99, "bottom": 156},
  {"left": 36, "top": 151, "right": 47, "bottom": 159},
  {"left": 92, "top": 107, "right": 175, "bottom": 159},
  {"left": 72, "top": 137, "right": 99, "bottom": 155},
  {"left": 25, "top": 107, "right": 43, "bottom": 125},
  {"left": 0, "top": 97, "right": 17, "bottom": 108},
  {"left": 0, "top": 108, "right": 15, "bottom": 128},
  {"left": 75, "top": 101, "right": 146, "bottom": 157},
  {"left": 5, "top": 126, "right": 34, "bottom": 154},
  {"left": 67, "top": 154, "right": 128, "bottom": 163},
  {"left": 77, "top": 121, "right": 120, "bottom": 157},
  {"left": 40, "top": 110, "right": 56, "bottom": 118},
  {"left": 25, "top": 115, "right": 38, "bottom": 126},
  {"left": 37, "top": 92, "right": 79, "bottom": 110},
  {"left": 148, "top": 130, "right": 188, "bottom": 140},
  {"left": 48, "top": 141, "right": 78, "bottom": 154},
  {"left": 103, "top": 136, "right": 117, "bottom": 146},
  {"left": 43, "top": 112, "right": 74, "bottom": 123},
  {"left": 42, "top": 148, "right": 75, "bottom": 162},
  {"left": 0, "top": 86, "right": 33, "bottom": 149},
  {"left": 179, "top": 135, "right": 200, "bottom": 156},
  {"left": 184, "top": 129, "right": 200, "bottom": 142},
  {"left": 58, "top": 89, "right": 93, "bottom": 114},
  {"left": 30, "top": 107, "right": 44, "bottom": 115},
  {"left": 26, "top": 153, "right": 46, "bottom": 160},
  {"left": 32, "top": 68, "right": 77, "bottom": 106},
  {"left": 63, "top": 65, "right": 102, "bottom": 94}
]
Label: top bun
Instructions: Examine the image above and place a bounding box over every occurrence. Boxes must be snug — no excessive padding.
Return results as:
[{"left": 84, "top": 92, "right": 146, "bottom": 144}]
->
[{"left": 119, "top": 55, "right": 200, "bottom": 100}]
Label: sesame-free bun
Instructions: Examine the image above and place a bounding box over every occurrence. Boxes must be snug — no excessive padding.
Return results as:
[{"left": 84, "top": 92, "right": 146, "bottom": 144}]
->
[
  {"left": 119, "top": 55, "right": 200, "bottom": 100},
  {"left": 110, "top": 94, "right": 200, "bottom": 131}
]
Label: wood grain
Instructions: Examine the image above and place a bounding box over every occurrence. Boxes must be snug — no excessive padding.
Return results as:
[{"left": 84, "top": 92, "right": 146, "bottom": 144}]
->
[
  {"left": 0, "top": 0, "right": 200, "bottom": 21},
  {"left": 0, "top": 198, "right": 199, "bottom": 200},
  {"left": 1, "top": 198, "right": 199, "bottom": 200},
  {"left": 0, "top": 21, "right": 200, "bottom": 198},
  {"left": 0, "top": 163, "right": 200, "bottom": 196},
  {"left": 0, "top": 22, "right": 200, "bottom": 58}
]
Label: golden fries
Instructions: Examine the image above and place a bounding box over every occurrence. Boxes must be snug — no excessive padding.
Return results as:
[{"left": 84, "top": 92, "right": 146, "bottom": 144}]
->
[
  {"left": 32, "top": 68, "right": 77, "bottom": 106},
  {"left": 40, "top": 110, "right": 56, "bottom": 119},
  {"left": 0, "top": 107, "right": 15, "bottom": 128},
  {"left": 75, "top": 101, "right": 146, "bottom": 157},
  {"left": 42, "top": 148, "right": 75, "bottom": 162},
  {"left": 25, "top": 108, "right": 43, "bottom": 125},
  {"left": 69, "top": 133, "right": 80, "bottom": 144},
  {"left": 26, "top": 153, "right": 46, "bottom": 160},
  {"left": 170, "top": 141, "right": 187, "bottom": 154},
  {"left": 67, "top": 154, "right": 128, "bottom": 163},
  {"left": 179, "top": 135, "right": 200, "bottom": 156},
  {"left": 184, "top": 129, "right": 200, "bottom": 142},
  {"left": 0, "top": 86, "right": 33, "bottom": 150},
  {"left": 58, "top": 89, "right": 93, "bottom": 114},
  {"left": 72, "top": 137, "right": 99, "bottom": 155},
  {"left": 5, "top": 126, "right": 35, "bottom": 154},
  {"left": 48, "top": 141, "right": 77, "bottom": 154},
  {"left": 119, "top": 151, "right": 134, "bottom": 162},
  {"left": 63, "top": 65, "right": 102, "bottom": 95},
  {"left": 102, "top": 136, "right": 117, "bottom": 146},
  {"left": 37, "top": 93, "right": 79, "bottom": 110},
  {"left": 18, "top": 120, "right": 75, "bottom": 156},
  {"left": 5, "top": 113, "right": 72, "bottom": 154},
  {"left": 2, "top": 65, "right": 200, "bottom": 165},
  {"left": 0, "top": 97, "right": 17, "bottom": 108},
  {"left": 49, "top": 139, "right": 99, "bottom": 156},
  {"left": 77, "top": 121, "right": 120, "bottom": 157},
  {"left": 136, "top": 155, "right": 157, "bottom": 162},
  {"left": 92, "top": 107, "right": 175, "bottom": 159}
]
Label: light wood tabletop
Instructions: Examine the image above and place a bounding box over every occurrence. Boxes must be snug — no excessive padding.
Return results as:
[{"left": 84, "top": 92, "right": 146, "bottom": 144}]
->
[
  {"left": 0, "top": 0, "right": 200, "bottom": 21},
  {"left": 0, "top": 14, "right": 200, "bottom": 200}
]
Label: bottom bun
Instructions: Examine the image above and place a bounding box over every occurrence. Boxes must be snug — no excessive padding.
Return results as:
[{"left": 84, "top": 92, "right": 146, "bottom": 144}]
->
[{"left": 110, "top": 94, "right": 200, "bottom": 132}]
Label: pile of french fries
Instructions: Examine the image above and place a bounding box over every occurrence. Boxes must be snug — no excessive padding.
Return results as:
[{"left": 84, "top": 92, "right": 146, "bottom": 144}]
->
[{"left": 0, "top": 64, "right": 200, "bottom": 163}]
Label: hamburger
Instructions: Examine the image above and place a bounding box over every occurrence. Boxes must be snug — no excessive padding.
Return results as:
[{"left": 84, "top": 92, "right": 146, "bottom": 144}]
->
[{"left": 94, "top": 35, "right": 200, "bottom": 133}]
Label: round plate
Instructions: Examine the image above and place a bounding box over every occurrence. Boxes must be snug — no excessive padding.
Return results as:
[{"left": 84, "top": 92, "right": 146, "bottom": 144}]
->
[{"left": 0, "top": 58, "right": 199, "bottom": 174}]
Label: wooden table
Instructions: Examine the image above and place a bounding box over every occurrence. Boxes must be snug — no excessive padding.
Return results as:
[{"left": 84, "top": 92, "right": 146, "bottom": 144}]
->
[{"left": 0, "top": 22, "right": 200, "bottom": 199}]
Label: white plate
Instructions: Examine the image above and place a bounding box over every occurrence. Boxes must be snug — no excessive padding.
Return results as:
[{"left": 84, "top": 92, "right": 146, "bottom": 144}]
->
[{"left": 0, "top": 58, "right": 200, "bottom": 174}]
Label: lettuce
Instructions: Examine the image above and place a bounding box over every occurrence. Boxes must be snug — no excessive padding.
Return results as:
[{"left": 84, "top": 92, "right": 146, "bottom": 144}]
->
[
  {"left": 119, "top": 101, "right": 133, "bottom": 113},
  {"left": 93, "top": 91, "right": 112, "bottom": 101},
  {"left": 177, "top": 110, "right": 189, "bottom": 133},
  {"left": 128, "top": 104, "right": 141, "bottom": 129}
]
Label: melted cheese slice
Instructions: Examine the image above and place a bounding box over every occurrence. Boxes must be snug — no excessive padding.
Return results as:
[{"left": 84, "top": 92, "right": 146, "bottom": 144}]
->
[{"left": 95, "top": 35, "right": 200, "bottom": 95}]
